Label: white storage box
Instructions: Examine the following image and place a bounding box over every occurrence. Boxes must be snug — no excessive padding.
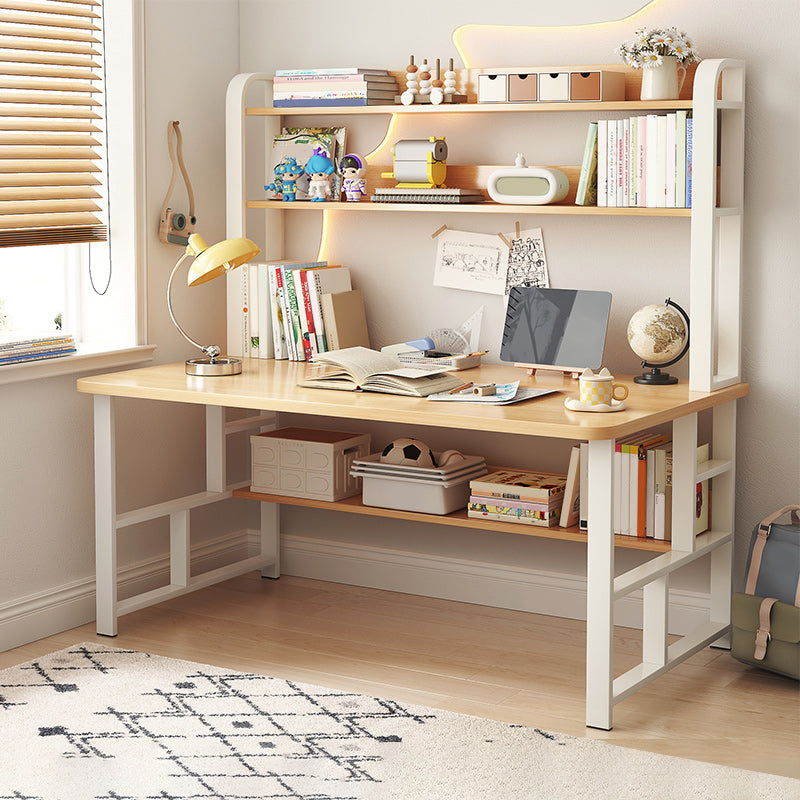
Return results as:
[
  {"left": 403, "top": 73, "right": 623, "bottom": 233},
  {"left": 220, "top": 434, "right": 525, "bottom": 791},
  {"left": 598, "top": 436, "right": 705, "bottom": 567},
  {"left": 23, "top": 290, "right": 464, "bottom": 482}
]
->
[
  {"left": 251, "top": 427, "right": 370, "bottom": 501},
  {"left": 477, "top": 73, "right": 507, "bottom": 102}
]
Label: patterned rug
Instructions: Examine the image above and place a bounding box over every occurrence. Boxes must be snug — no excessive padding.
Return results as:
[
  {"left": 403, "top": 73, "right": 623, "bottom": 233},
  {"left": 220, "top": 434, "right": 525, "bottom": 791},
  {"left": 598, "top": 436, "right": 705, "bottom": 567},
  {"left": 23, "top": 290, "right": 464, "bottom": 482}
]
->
[{"left": 0, "top": 644, "right": 796, "bottom": 800}]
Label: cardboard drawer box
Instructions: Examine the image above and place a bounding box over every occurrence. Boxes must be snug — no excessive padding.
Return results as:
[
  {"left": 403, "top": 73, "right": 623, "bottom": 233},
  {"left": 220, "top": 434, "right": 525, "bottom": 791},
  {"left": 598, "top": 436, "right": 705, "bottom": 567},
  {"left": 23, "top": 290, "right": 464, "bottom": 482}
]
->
[
  {"left": 477, "top": 73, "right": 507, "bottom": 102},
  {"left": 251, "top": 427, "right": 370, "bottom": 501},
  {"left": 570, "top": 70, "right": 626, "bottom": 101},
  {"left": 507, "top": 73, "right": 537, "bottom": 102},
  {"left": 537, "top": 72, "right": 570, "bottom": 101}
]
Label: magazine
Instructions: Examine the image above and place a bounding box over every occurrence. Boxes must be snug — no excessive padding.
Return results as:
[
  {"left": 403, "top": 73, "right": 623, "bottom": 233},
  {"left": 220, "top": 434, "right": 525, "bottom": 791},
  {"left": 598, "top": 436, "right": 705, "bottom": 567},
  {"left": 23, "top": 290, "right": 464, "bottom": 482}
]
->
[{"left": 298, "top": 347, "right": 463, "bottom": 397}]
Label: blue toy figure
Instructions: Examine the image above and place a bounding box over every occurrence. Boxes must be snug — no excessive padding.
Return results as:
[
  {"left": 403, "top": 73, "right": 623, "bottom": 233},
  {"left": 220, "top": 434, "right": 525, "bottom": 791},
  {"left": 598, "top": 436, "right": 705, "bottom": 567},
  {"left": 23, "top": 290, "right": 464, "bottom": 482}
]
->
[
  {"left": 265, "top": 157, "right": 305, "bottom": 201},
  {"left": 304, "top": 148, "right": 335, "bottom": 202},
  {"left": 339, "top": 153, "right": 367, "bottom": 201}
]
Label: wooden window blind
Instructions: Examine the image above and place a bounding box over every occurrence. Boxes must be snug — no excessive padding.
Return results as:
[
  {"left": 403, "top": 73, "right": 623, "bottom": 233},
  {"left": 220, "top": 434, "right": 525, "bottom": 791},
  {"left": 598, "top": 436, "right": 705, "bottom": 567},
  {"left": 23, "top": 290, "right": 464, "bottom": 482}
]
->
[{"left": 0, "top": 0, "right": 106, "bottom": 247}]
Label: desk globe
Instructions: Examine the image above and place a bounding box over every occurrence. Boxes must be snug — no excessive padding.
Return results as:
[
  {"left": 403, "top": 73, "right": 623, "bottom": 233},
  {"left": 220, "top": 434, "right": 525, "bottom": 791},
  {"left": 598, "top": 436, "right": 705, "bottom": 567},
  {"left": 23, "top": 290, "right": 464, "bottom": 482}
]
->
[{"left": 627, "top": 299, "right": 690, "bottom": 385}]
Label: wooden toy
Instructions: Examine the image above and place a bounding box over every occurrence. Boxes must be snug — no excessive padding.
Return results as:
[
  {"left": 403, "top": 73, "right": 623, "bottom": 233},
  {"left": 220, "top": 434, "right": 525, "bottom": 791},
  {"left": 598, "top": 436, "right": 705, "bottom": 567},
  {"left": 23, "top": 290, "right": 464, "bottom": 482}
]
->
[
  {"left": 339, "top": 153, "right": 367, "bottom": 201},
  {"left": 417, "top": 58, "right": 432, "bottom": 97},
  {"left": 397, "top": 56, "right": 466, "bottom": 105},
  {"left": 381, "top": 137, "right": 448, "bottom": 188},
  {"left": 304, "top": 149, "right": 335, "bottom": 202},
  {"left": 400, "top": 56, "right": 419, "bottom": 106}
]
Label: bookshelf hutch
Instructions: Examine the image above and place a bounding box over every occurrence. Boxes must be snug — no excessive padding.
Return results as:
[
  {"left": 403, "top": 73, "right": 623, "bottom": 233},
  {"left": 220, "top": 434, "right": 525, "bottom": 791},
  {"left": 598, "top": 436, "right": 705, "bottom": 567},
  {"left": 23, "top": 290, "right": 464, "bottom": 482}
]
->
[{"left": 75, "top": 58, "right": 747, "bottom": 731}]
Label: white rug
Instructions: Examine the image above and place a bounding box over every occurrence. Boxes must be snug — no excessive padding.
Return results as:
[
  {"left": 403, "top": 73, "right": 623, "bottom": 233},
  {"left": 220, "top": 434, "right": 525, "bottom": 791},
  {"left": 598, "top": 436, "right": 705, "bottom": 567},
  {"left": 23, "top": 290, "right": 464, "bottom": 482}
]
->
[{"left": 0, "top": 643, "right": 795, "bottom": 800}]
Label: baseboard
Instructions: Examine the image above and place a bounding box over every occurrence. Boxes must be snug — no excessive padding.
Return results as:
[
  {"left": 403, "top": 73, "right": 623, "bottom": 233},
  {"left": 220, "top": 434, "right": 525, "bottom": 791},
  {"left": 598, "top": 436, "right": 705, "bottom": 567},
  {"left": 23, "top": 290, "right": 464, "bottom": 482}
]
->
[
  {"left": 276, "top": 533, "right": 712, "bottom": 636},
  {"left": 0, "top": 531, "right": 252, "bottom": 653}
]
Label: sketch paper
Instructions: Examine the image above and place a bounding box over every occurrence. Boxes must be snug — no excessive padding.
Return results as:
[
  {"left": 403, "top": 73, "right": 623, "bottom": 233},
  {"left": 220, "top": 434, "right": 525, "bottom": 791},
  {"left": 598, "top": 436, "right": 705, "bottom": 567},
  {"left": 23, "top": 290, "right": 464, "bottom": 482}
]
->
[
  {"left": 504, "top": 227, "right": 550, "bottom": 295},
  {"left": 433, "top": 230, "right": 508, "bottom": 295}
]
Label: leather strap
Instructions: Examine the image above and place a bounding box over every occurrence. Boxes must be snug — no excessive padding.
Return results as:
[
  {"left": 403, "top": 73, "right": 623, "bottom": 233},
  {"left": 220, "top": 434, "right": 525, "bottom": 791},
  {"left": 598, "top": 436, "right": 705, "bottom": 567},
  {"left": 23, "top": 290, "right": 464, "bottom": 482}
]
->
[
  {"left": 744, "top": 505, "right": 800, "bottom": 597},
  {"left": 159, "top": 120, "right": 195, "bottom": 224},
  {"left": 753, "top": 597, "right": 778, "bottom": 660}
]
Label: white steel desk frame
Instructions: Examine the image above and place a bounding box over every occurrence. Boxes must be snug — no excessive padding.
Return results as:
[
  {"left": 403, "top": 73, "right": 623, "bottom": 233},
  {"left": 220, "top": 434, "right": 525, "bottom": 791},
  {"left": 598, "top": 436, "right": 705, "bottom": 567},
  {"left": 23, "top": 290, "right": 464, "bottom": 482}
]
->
[{"left": 89, "top": 380, "right": 738, "bottom": 731}]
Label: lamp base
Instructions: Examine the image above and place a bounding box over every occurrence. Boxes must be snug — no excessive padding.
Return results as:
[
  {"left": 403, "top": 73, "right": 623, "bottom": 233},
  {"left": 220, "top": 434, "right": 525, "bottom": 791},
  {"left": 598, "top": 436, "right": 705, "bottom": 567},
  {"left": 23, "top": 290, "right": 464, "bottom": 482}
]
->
[{"left": 185, "top": 357, "right": 242, "bottom": 376}]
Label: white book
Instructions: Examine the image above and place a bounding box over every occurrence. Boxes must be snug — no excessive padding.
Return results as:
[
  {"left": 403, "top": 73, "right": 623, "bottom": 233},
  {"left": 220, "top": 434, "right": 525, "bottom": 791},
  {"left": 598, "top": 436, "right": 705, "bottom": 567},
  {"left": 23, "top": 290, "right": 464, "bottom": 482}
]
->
[
  {"left": 607, "top": 121, "right": 617, "bottom": 207},
  {"left": 559, "top": 446, "right": 581, "bottom": 528},
  {"left": 645, "top": 114, "right": 658, "bottom": 207},
  {"left": 620, "top": 443, "right": 630, "bottom": 535},
  {"left": 309, "top": 267, "right": 352, "bottom": 352},
  {"left": 266, "top": 264, "right": 288, "bottom": 359},
  {"left": 655, "top": 115, "right": 667, "bottom": 208},
  {"left": 241, "top": 266, "right": 250, "bottom": 359},
  {"left": 247, "top": 264, "right": 260, "bottom": 359},
  {"left": 628, "top": 444, "right": 639, "bottom": 537},
  {"left": 579, "top": 442, "right": 588, "bottom": 530},
  {"left": 596, "top": 120, "right": 608, "bottom": 208},
  {"left": 628, "top": 116, "right": 637, "bottom": 207},
  {"left": 257, "top": 265, "right": 271, "bottom": 358},
  {"left": 645, "top": 449, "right": 656, "bottom": 537},
  {"left": 622, "top": 118, "right": 630, "bottom": 207},
  {"left": 665, "top": 112, "right": 677, "bottom": 208},
  {"left": 613, "top": 444, "right": 622, "bottom": 534},
  {"left": 616, "top": 119, "right": 624, "bottom": 206},
  {"left": 675, "top": 110, "right": 688, "bottom": 209},
  {"left": 636, "top": 116, "right": 647, "bottom": 208}
]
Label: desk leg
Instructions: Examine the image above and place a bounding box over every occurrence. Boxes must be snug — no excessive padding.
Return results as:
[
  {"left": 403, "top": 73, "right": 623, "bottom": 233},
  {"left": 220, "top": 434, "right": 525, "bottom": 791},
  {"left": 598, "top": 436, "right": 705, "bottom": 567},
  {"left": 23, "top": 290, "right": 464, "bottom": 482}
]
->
[
  {"left": 94, "top": 394, "right": 118, "bottom": 636},
  {"left": 585, "top": 438, "right": 615, "bottom": 730},
  {"left": 261, "top": 502, "right": 280, "bottom": 579}
]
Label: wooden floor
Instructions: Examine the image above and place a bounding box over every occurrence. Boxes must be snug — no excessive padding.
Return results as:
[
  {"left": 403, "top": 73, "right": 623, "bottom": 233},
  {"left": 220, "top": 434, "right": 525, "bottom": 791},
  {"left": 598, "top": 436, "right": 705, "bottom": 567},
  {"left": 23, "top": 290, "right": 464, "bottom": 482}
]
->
[{"left": 3, "top": 573, "right": 798, "bottom": 779}]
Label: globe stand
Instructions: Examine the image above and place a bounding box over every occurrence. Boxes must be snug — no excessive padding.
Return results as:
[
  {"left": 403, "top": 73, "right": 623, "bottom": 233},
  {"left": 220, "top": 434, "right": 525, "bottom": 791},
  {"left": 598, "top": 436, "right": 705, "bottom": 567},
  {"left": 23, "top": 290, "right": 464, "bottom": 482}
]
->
[
  {"left": 634, "top": 366, "right": 679, "bottom": 385},
  {"left": 631, "top": 298, "right": 690, "bottom": 387}
]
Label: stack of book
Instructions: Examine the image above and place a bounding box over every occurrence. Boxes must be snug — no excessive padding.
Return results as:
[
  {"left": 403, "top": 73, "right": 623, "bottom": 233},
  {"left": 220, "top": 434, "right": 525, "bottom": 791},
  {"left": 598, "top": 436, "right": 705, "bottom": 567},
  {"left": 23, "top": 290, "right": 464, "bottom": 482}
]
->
[
  {"left": 468, "top": 469, "right": 567, "bottom": 527},
  {"left": 241, "top": 262, "right": 369, "bottom": 362},
  {"left": 577, "top": 438, "right": 710, "bottom": 540},
  {"left": 0, "top": 332, "right": 76, "bottom": 366},
  {"left": 575, "top": 112, "right": 694, "bottom": 208},
  {"left": 272, "top": 68, "right": 398, "bottom": 108}
]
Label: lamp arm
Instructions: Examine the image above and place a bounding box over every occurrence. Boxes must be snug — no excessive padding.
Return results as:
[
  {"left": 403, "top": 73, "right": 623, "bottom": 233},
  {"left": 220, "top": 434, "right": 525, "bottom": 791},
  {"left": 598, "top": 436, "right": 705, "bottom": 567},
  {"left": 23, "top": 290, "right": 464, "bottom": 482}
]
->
[{"left": 167, "top": 253, "right": 218, "bottom": 358}]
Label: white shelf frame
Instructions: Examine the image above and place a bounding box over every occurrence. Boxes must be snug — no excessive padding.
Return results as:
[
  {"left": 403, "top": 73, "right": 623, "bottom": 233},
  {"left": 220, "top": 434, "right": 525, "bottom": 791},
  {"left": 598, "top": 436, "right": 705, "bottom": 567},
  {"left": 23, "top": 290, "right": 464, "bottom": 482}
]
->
[{"left": 220, "top": 62, "right": 745, "bottom": 730}]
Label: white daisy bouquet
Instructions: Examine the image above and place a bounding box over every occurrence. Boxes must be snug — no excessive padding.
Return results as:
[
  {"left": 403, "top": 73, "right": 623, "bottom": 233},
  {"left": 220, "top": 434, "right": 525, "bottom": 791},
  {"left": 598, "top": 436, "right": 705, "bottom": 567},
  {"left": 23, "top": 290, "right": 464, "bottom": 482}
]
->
[{"left": 617, "top": 27, "right": 698, "bottom": 68}]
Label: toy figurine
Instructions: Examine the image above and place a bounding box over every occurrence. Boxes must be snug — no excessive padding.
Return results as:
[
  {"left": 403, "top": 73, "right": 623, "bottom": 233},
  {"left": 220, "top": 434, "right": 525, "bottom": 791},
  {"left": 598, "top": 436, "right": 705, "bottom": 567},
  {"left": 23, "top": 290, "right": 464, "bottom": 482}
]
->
[
  {"left": 266, "top": 157, "right": 304, "bottom": 201},
  {"left": 339, "top": 153, "right": 366, "bottom": 201},
  {"left": 304, "top": 149, "right": 335, "bottom": 202}
]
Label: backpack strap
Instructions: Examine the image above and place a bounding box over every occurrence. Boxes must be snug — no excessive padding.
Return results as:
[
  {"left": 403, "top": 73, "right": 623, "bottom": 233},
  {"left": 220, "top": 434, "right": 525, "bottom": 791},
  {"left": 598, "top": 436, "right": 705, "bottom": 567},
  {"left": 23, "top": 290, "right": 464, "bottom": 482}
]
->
[
  {"left": 753, "top": 597, "right": 779, "bottom": 660},
  {"left": 744, "top": 506, "right": 800, "bottom": 596}
]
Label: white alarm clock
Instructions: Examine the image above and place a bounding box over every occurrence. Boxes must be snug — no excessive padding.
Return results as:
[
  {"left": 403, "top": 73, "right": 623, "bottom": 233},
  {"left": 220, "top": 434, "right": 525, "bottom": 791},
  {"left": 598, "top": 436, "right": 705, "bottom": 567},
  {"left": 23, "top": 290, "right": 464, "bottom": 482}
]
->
[{"left": 487, "top": 153, "right": 570, "bottom": 205}]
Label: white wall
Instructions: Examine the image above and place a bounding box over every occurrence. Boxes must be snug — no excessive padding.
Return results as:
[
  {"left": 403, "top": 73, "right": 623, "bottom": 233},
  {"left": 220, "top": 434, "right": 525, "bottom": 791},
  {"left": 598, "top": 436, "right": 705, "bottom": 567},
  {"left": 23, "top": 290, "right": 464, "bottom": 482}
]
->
[
  {"left": 237, "top": 0, "right": 799, "bottom": 600},
  {"left": 0, "top": 0, "right": 243, "bottom": 650}
]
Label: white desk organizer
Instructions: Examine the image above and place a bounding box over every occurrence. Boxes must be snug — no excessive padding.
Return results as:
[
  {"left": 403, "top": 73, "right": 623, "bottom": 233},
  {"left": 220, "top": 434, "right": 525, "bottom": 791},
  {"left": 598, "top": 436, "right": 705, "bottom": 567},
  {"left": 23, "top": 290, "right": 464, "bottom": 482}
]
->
[{"left": 251, "top": 427, "right": 370, "bottom": 501}]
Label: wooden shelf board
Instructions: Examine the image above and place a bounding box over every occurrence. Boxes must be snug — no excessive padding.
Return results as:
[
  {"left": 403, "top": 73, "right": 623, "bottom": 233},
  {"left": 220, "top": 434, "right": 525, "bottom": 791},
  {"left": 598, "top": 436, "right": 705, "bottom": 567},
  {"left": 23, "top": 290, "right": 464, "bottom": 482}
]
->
[
  {"left": 246, "top": 100, "right": 694, "bottom": 117},
  {"left": 246, "top": 199, "right": 691, "bottom": 217},
  {"left": 232, "top": 487, "right": 672, "bottom": 553}
]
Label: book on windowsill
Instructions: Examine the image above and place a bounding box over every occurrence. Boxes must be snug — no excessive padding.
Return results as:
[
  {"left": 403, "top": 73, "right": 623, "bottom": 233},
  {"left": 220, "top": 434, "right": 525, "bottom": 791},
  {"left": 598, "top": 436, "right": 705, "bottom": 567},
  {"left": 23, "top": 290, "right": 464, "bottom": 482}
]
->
[{"left": 298, "top": 346, "right": 463, "bottom": 397}]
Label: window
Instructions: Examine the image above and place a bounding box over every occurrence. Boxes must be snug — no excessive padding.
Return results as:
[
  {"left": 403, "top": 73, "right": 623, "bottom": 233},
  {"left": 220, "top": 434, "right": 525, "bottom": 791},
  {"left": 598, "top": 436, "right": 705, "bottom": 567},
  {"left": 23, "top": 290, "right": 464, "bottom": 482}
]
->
[{"left": 0, "top": 0, "right": 151, "bottom": 377}]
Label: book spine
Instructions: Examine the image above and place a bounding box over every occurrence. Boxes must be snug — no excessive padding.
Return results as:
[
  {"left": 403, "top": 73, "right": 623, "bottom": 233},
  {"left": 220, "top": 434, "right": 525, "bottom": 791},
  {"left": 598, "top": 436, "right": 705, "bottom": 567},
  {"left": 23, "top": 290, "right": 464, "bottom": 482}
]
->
[
  {"left": 277, "top": 267, "right": 298, "bottom": 360},
  {"left": 0, "top": 339, "right": 74, "bottom": 353},
  {"left": 256, "top": 265, "right": 270, "bottom": 358},
  {"left": 248, "top": 264, "right": 260, "bottom": 358},
  {"left": 241, "top": 266, "right": 250, "bottom": 360},
  {"left": 559, "top": 446, "right": 581, "bottom": 528},
  {"left": 653, "top": 446, "right": 670, "bottom": 540},
  {"left": 273, "top": 74, "right": 395, "bottom": 84},
  {"left": 686, "top": 118, "right": 693, "bottom": 208},
  {"left": 273, "top": 89, "right": 396, "bottom": 100},
  {"left": 675, "top": 110, "right": 688, "bottom": 209},
  {"left": 645, "top": 449, "right": 656, "bottom": 537},
  {"left": 613, "top": 443, "right": 622, "bottom": 534},
  {"left": 285, "top": 270, "right": 306, "bottom": 361},
  {"left": 645, "top": 114, "right": 658, "bottom": 207},
  {"left": 628, "top": 116, "right": 637, "bottom": 207},
  {"left": 267, "top": 265, "right": 287, "bottom": 359},
  {"left": 467, "top": 509, "right": 558, "bottom": 527},
  {"left": 655, "top": 114, "right": 667, "bottom": 208},
  {"left": 272, "top": 98, "right": 390, "bottom": 107},
  {"left": 469, "top": 495, "right": 557, "bottom": 513},
  {"left": 628, "top": 443, "right": 640, "bottom": 537},
  {"left": 636, "top": 115, "right": 647, "bottom": 208},
  {"left": 298, "top": 270, "right": 318, "bottom": 359},
  {"left": 470, "top": 486, "right": 564, "bottom": 503},
  {"left": 666, "top": 112, "right": 677, "bottom": 208},
  {"left": 622, "top": 117, "right": 630, "bottom": 207},
  {"left": 319, "top": 293, "right": 339, "bottom": 352},
  {"left": 0, "top": 348, "right": 76, "bottom": 364},
  {"left": 575, "top": 122, "right": 598, "bottom": 206},
  {"left": 607, "top": 120, "right": 617, "bottom": 207},
  {"left": 307, "top": 272, "right": 328, "bottom": 352},
  {"left": 579, "top": 442, "right": 588, "bottom": 530},
  {"left": 274, "top": 68, "right": 388, "bottom": 76},
  {"left": 596, "top": 120, "right": 607, "bottom": 208}
]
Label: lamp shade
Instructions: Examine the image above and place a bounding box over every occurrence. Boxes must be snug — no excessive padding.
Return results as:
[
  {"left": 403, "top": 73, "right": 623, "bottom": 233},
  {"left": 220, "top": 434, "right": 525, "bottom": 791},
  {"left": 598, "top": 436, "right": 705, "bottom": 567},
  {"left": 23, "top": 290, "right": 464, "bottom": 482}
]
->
[{"left": 186, "top": 234, "right": 260, "bottom": 287}]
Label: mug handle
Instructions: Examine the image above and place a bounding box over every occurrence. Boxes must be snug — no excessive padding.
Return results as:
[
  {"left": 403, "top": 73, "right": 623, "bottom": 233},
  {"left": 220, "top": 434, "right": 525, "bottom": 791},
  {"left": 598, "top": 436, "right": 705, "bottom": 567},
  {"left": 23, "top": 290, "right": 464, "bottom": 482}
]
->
[
  {"left": 677, "top": 64, "right": 687, "bottom": 95},
  {"left": 612, "top": 384, "right": 629, "bottom": 401}
]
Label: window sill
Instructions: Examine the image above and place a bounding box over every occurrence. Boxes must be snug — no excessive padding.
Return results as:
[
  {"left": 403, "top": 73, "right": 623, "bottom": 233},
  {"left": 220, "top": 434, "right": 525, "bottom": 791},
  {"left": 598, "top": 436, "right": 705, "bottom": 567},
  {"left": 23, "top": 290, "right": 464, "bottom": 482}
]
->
[{"left": 0, "top": 343, "right": 157, "bottom": 386}]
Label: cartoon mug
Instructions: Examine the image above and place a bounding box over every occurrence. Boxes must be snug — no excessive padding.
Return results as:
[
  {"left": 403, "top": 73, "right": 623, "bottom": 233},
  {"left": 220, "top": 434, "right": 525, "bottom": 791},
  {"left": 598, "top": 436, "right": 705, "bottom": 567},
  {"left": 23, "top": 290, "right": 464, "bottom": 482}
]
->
[{"left": 579, "top": 368, "right": 629, "bottom": 406}]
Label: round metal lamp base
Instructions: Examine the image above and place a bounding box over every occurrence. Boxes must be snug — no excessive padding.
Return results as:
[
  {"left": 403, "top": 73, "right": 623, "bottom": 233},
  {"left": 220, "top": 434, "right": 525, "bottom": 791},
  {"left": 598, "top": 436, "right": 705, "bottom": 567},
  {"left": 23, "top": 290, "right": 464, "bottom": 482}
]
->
[{"left": 185, "top": 357, "right": 242, "bottom": 376}]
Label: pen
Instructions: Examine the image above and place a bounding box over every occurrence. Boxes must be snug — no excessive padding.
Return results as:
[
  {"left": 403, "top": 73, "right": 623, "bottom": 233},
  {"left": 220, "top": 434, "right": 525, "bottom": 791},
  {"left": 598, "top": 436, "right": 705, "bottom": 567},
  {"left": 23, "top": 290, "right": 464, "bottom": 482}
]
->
[
  {"left": 464, "top": 350, "right": 489, "bottom": 358},
  {"left": 449, "top": 381, "right": 473, "bottom": 395}
]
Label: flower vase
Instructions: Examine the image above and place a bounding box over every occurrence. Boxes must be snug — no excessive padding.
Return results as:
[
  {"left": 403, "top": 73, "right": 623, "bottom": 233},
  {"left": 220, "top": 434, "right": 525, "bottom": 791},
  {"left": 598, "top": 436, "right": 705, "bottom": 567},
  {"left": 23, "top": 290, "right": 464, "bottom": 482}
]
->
[{"left": 640, "top": 56, "right": 687, "bottom": 100}]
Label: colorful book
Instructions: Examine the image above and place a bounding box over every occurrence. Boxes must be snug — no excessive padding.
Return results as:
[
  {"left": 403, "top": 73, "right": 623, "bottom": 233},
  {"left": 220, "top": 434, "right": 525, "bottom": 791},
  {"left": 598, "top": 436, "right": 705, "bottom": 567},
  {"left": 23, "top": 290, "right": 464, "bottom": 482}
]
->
[
  {"left": 275, "top": 265, "right": 296, "bottom": 360},
  {"left": 273, "top": 74, "right": 396, "bottom": 85},
  {"left": 469, "top": 496, "right": 558, "bottom": 513},
  {"left": 292, "top": 267, "right": 316, "bottom": 361},
  {"left": 606, "top": 120, "right": 617, "bottom": 207},
  {"left": 273, "top": 89, "right": 396, "bottom": 101},
  {"left": 469, "top": 469, "right": 567, "bottom": 503},
  {"left": 686, "top": 117, "right": 693, "bottom": 208},
  {"left": 0, "top": 347, "right": 76, "bottom": 365},
  {"left": 274, "top": 68, "right": 390, "bottom": 77},
  {"left": 266, "top": 264, "right": 288, "bottom": 359},
  {"left": 559, "top": 446, "right": 581, "bottom": 528},
  {"left": 616, "top": 119, "right": 624, "bottom": 206},
  {"left": 575, "top": 122, "right": 598, "bottom": 206},
  {"left": 467, "top": 505, "right": 560, "bottom": 527},
  {"left": 273, "top": 98, "right": 395, "bottom": 108},
  {"left": 596, "top": 120, "right": 608, "bottom": 208}
]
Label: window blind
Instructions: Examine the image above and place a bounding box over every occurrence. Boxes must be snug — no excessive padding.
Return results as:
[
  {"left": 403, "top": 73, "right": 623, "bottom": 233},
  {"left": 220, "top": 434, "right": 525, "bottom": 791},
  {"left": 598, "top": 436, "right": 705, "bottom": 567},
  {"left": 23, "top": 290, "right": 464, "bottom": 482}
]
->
[{"left": 0, "top": 0, "right": 106, "bottom": 247}]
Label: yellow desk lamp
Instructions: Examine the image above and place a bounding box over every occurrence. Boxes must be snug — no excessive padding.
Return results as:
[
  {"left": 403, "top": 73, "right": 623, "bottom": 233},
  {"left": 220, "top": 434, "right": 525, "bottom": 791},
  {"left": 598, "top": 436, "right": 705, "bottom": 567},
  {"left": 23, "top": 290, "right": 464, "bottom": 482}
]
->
[{"left": 167, "top": 232, "right": 260, "bottom": 376}]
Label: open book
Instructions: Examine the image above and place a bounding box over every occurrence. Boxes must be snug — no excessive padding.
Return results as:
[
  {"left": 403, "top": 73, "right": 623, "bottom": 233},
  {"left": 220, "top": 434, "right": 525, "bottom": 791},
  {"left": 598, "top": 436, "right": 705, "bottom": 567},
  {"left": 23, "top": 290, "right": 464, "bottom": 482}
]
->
[{"left": 299, "top": 347, "right": 464, "bottom": 397}]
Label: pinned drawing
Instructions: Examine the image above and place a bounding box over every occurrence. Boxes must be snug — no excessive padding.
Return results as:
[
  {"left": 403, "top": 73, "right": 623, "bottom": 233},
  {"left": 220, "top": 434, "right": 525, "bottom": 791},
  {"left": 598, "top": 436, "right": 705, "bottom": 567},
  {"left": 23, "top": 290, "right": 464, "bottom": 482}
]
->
[
  {"left": 504, "top": 227, "right": 550, "bottom": 295},
  {"left": 433, "top": 230, "right": 508, "bottom": 295}
]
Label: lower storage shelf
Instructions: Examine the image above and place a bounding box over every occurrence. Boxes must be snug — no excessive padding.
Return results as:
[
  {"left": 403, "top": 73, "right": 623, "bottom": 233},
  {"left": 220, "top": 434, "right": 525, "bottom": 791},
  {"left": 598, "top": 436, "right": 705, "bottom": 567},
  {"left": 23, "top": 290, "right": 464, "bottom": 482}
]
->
[{"left": 232, "top": 488, "right": 672, "bottom": 553}]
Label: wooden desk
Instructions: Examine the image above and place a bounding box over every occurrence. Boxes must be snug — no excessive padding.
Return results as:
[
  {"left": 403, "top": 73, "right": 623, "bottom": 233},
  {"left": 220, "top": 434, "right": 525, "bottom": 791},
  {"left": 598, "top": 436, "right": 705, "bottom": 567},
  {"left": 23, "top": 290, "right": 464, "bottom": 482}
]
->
[{"left": 77, "top": 359, "right": 748, "bottom": 729}]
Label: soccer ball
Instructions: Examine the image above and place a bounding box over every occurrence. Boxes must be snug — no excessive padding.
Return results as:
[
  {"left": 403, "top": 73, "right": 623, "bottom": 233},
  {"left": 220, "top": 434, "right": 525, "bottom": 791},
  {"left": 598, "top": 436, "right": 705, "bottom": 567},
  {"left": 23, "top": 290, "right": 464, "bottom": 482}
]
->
[{"left": 380, "top": 438, "right": 436, "bottom": 468}]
